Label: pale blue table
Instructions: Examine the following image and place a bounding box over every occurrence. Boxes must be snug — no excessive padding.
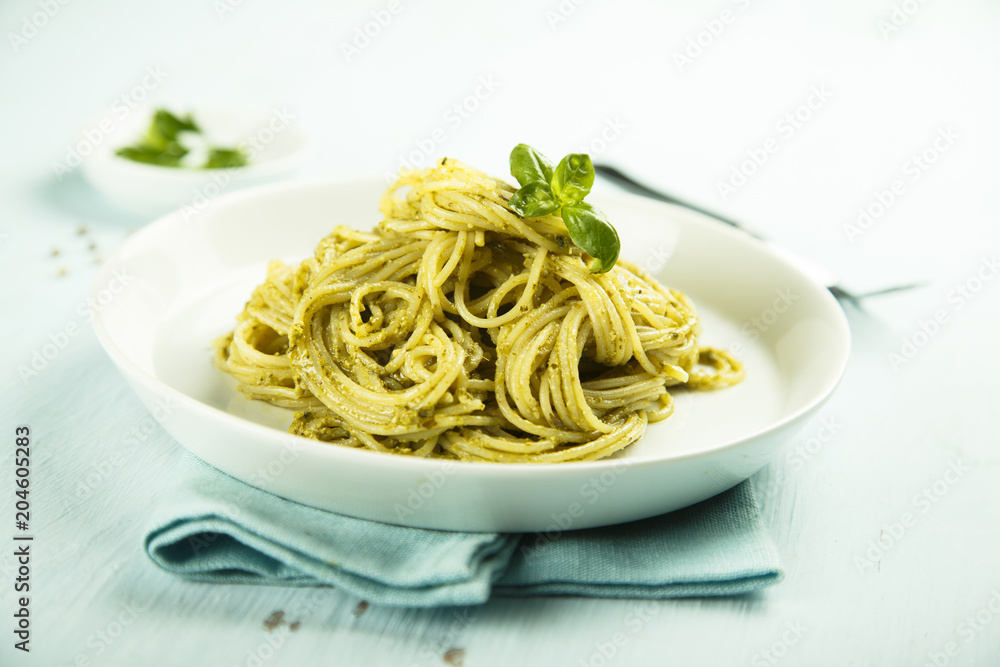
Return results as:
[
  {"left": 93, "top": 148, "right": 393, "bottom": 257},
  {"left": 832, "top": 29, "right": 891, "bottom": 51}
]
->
[{"left": 2, "top": 0, "right": 999, "bottom": 664}]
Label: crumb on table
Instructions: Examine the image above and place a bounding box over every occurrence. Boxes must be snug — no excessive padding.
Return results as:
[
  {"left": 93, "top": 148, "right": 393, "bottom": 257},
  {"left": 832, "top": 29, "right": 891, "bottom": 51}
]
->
[
  {"left": 444, "top": 647, "right": 465, "bottom": 666},
  {"left": 263, "top": 610, "right": 285, "bottom": 632}
]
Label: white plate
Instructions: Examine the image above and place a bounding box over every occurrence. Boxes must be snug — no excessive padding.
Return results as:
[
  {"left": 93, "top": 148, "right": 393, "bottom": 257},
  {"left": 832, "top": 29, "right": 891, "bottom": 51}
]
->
[{"left": 91, "top": 176, "right": 850, "bottom": 532}]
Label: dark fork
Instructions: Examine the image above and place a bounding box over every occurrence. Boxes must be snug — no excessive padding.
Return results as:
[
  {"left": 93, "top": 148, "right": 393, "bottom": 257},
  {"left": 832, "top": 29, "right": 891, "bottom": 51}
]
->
[{"left": 593, "top": 163, "right": 922, "bottom": 306}]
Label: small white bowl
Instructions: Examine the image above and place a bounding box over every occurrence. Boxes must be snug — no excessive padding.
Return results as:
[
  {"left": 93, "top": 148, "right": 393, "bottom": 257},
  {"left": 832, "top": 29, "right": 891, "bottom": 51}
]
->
[{"left": 80, "top": 104, "right": 311, "bottom": 217}]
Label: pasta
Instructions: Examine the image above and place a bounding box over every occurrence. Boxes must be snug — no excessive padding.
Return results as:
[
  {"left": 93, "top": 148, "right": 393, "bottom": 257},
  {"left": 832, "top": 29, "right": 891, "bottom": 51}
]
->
[{"left": 213, "top": 158, "right": 742, "bottom": 462}]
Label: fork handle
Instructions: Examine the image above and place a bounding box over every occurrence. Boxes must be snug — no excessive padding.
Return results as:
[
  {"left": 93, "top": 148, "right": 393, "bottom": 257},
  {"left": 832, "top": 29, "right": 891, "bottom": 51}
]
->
[{"left": 593, "top": 164, "right": 762, "bottom": 240}]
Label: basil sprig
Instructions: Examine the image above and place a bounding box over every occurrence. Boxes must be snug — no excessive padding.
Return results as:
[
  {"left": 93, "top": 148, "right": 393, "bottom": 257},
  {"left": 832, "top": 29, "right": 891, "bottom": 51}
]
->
[{"left": 507, "top": 144, "right": 620, "bottom": 273}]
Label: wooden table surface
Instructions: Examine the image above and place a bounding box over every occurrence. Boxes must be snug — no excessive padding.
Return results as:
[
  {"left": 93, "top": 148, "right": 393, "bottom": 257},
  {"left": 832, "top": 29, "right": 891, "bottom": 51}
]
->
[{"left": 2, "top": 0, "right": 999, "bottom": 664}]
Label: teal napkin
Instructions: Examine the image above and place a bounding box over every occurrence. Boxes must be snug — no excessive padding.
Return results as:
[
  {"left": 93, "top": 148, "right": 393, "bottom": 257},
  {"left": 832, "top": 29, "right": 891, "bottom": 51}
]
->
[{"left": 144, "top": 454, "right": 782, "bottom": 607}]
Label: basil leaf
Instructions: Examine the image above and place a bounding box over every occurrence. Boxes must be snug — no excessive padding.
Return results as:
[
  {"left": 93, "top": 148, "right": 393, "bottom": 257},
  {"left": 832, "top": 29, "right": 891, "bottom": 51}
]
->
[
  {"left": 153, "top": 109, "right": 199, "bottom": 139},
  {"left": 146, "top": 110, "right": 199, "bottom": 151},
  {"left": 561, "top": 202, "right": 620, "bottom": 273},
  {"left": 508, "top": 181, "right": 561, "bottom": 218},
  {"left": 115, "top": 143, "right": 187, "bottom": 167},
  {"left": 551, "top": 153, "right": 594, "bottom": 205},
  {"left": 205, "top": 147, "right": 249, "bottom": 169},
  {"left": 510, "top": 144, "right": 555, "bottom": 187}
]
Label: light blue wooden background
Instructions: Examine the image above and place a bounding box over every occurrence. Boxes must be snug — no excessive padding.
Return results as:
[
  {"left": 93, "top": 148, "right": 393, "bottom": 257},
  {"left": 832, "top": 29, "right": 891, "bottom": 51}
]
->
[{"left": 2, "top": 0, "right": 999, "bottom": 664}]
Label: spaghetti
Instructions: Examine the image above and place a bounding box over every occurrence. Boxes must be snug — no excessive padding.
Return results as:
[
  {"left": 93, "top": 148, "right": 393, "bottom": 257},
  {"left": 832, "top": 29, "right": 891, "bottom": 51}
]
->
[{"left": 214, "top": 158, "right": 742, "bottom": 462}]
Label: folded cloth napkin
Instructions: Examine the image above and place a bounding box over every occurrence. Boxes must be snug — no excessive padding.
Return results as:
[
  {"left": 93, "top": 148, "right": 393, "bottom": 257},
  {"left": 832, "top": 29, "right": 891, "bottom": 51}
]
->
[{"left": 144, "top": 454, "right": 782, "bottom": 607}]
